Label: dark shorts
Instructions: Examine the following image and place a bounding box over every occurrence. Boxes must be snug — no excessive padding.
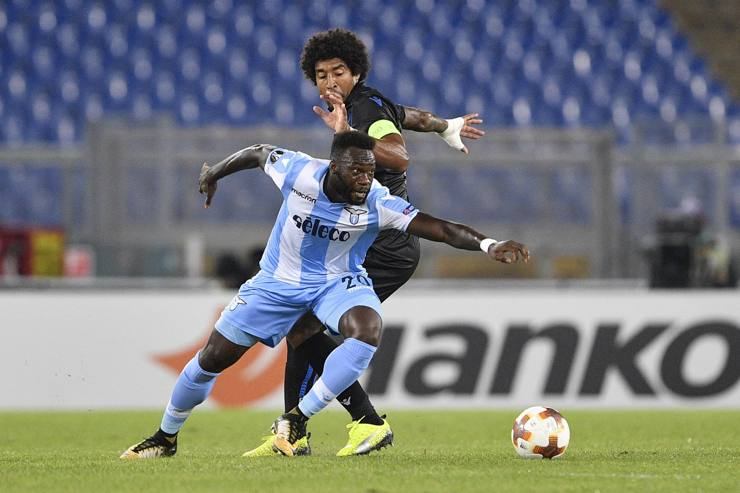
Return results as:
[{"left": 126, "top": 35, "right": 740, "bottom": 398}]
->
[{"left": 364, "top": 234, "right": 421, "bottom": 302}]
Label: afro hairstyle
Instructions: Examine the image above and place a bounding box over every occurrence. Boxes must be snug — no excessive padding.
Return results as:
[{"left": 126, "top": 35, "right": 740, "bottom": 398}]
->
[{"left": 300, "top": 28, "right": 371, "bottom": 85}]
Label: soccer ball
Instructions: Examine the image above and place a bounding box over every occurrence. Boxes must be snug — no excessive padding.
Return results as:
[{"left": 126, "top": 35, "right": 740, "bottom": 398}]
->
[{"left": 511, "top": 406, "right": 570, "bottom": 459}]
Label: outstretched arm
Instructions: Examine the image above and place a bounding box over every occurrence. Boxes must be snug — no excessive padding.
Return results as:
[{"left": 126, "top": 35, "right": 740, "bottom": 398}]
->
[
  {"left": 406, "top": 212, "right": 529, "bottom": 264},
  {"left": 198, "top": 144, "right": 276, "bottom": 208},
  {"left": 402, "top": 107, "right": 485, "bottom": 154}
]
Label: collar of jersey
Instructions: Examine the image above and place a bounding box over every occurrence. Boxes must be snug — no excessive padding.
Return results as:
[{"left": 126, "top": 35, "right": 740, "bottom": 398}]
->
[{"left": 344, "top": 82, "right": 367, "bottom": 109}]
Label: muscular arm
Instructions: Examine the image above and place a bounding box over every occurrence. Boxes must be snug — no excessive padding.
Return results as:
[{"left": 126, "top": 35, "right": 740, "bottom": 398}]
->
[
  {"left": 372, "top": 133, "right": 410, "bottom": 172},
  {"left": 401, "top": 106, "right": 448, "bottom": 133},
  {"left": 407, "top": 212, "right": 486, "bottom": 250},
  {"left": 406, "top": 212, "right": 530, "bottom": 263},
  {"left": 205, "top": 144, "right": 276, "bottom": 180},
  {"left": 403, "top": 107, "right": 485, "bottom": 154},
  {"left": 198, "top": 144, "right": 276, "bottom": 207}
]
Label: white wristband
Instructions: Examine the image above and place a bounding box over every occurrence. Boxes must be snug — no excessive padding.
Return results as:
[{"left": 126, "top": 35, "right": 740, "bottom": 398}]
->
[{"left": 480, "top": 238, "right": 498, "bottom": 253}]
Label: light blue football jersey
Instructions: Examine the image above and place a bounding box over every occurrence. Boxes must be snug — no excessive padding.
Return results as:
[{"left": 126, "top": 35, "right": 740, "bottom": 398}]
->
[{"left": 258, "top": 147, "right": 419, "bottom": 286}]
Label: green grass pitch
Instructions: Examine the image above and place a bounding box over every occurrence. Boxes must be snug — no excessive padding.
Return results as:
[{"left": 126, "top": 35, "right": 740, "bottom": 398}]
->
[{"left": 1, "top": 409, "right": 738, "bottom": 492}]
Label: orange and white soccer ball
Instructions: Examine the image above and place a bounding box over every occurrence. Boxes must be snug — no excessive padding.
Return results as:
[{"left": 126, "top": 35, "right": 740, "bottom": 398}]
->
[{"left": 511, "top": 406, "right": 570, "bottom": 459}]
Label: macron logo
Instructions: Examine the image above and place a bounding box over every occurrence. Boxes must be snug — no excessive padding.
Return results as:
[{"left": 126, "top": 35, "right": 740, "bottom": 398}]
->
[{"left": 291, "top": 188, "right": 317, "bottom": 204}]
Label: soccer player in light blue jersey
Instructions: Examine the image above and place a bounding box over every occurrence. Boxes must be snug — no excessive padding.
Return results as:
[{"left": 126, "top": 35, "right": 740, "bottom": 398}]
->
[{"left": 120, "top": 102, "right": 529, "bottom": 459}]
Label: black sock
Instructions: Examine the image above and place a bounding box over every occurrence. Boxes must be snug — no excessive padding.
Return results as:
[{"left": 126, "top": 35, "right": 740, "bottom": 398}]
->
[
  {"left": 296, "top": 332, "right": 383, "bottom": 425},
  {"left": 335, "top": 382, "right": 384, "bottom": 425},
  {"left": 157, "top": 429, "right": 177, "bottom": 441},
  {"left": 287, "top": 407, "right": 309, "bottom": 420},
  {"left": 283, "top": 341, "right": 312, "bottom": 412}
]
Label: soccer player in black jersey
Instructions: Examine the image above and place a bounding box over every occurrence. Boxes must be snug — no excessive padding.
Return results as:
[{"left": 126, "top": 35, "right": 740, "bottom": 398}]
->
[{"left": 244, "top": 28, "right": 485, "bottom": 457}]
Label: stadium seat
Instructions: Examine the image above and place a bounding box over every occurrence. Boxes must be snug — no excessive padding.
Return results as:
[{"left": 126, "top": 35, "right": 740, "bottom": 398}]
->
[
  {"left": 0, "top": 0, "right": 733, "bottom": 149},
  {"left": 0, "top": 165, "right": 62, "bottom": 226}
]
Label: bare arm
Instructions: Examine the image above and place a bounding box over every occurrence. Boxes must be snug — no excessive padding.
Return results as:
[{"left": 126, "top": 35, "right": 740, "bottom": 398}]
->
[
  {"left": 402, "top": 107, "right": 485, "bottom": 154},
  {"left": 371, "top": 133, "right": 410, "bottom": 172},
  {"left": 407, "top": 212, "right": 530, "bottom": 264},
  {"left": 401, "top": 107, "right": 449, "bottom": 133},
  {"left": 198, "top": 144, "right": 276, "bottom": 207}
]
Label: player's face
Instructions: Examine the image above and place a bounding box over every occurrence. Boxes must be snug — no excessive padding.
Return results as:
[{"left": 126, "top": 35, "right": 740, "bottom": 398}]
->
[
  {"left": 333, "top": 149, "right": 375, "bottom": 205},
  {"left": 314, "top": 58, "right": 357, "bottom": 101}
]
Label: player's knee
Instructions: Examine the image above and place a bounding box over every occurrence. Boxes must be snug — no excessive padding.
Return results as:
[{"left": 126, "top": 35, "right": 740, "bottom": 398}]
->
[
  {"left": 353, "top": 320, "right": 382, "bottom": 347},
  {"left": 197, "top": 329, "right": 247, "bottom": 372},
  {"left": 197, "top": 345, "right": 226, "bottom": 373},
  {"left": 339, "top": 306, "right": 382, "bottom": 347}
]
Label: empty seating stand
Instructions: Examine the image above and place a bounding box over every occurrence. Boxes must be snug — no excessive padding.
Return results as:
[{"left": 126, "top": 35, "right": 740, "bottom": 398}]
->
[{"left": 0, "top": 0, "right": 735, "bottom": 145}]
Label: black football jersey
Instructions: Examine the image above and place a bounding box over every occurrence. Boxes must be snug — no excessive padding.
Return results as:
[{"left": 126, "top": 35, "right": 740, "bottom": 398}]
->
[{"left": 343, "top": 82, "right": 420, "bottom": 270}]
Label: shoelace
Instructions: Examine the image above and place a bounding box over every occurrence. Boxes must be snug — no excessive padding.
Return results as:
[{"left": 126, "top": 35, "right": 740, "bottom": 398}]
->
[
  {"left": 346, "top": 416, "right": 386, "bottom": 440},
  {"left": 345, "top": 420, "right": 362, "bottom": 438},
  {"left": 132, "top": 436, "right": 167, "bottom": 452}
]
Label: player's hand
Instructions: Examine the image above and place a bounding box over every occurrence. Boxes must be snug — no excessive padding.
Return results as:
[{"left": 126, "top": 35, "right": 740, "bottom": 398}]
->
[
  {"left": 439, "top": 113, "right": 485, "bottom": 154},
  {"left": 459, "top": 113, "right": 485, "bottom": 141},
  {"left": 198, "top": 162, "right": 218, "bottom": 208},
  {"left": 313, "top": 89, "right": 352, "bottom": 133},
  {"left": 487, "top": 240, "right": 530, "bottom": 264}
]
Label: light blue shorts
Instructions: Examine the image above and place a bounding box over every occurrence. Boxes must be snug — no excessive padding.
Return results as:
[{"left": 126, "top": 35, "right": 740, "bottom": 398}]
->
[{"left": 215, "top": 271, "right": 382, "bottom": 348}]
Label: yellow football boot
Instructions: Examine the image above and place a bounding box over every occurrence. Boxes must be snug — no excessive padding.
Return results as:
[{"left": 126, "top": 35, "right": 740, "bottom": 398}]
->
[
  {"left": 243, "top": 415, "right": 311, "bottom": 457},
  {"left": 336, "top": 416, "right": 393, "bottom": 456}
]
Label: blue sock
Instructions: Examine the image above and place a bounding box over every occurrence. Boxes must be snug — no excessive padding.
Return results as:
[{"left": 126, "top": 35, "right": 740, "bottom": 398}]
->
[
  {"left": 298, "top": 338, "right": 376, "bottom": 418},
  {"left": 160, "top": 354, "right": 220, "bottom": 434}
]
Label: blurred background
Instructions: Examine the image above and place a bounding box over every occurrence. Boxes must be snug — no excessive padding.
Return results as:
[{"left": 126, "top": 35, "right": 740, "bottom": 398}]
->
[
  {"left": 1, "top": 0, "right": 738, "bottom": 287},
  {"left": 2, "top": 0, "right": 740, "bottom": 411}
]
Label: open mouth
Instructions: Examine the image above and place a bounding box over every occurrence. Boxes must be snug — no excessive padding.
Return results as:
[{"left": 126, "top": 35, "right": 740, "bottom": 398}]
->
[{"left": 352, "top": 190, "right": 368, "bottom": 202}]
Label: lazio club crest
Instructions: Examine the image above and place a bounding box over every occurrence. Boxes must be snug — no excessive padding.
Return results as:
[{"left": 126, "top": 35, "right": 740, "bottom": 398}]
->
[
  {"left": 344, "top": 206, "right": 368, "bottom": 225},
  {"left": 227, "top": 295, "right": 247, "bottom": 311}
]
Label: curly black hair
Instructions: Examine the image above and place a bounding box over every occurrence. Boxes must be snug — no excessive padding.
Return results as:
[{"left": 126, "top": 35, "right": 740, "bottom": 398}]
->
[{"left": 300, "top": 29, "right": 371, "bottom": 85}]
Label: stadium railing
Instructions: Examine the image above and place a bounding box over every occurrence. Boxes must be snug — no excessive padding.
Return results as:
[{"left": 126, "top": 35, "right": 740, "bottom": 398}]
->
[{"left": 1, "top": 117, "right": 739, "bottom": 280}]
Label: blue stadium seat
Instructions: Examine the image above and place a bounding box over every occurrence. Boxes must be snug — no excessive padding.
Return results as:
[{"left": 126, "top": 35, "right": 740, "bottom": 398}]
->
[
  {"left": 130, "top": 92, "right": 153, "bottom": 121},
  {"left": 474, "top": 167, "right": 539, "bottom": 223},
  {"left": 223, "top": 86, "right": 248, "bottom": 124},
  {"left": 176, "top": 93, "right": 201, "bottom": 125},
  {"left": 104, "top": 70, "right": 132, "bottom": 111},
  {"left": 183, "top": 3, "right": 207, "bottom": 38},
  {"left": 152, "top": 71, "right": 176, "bottom": 110},
  {"left": 0, "top": 165, "right": 62, "bottom": 226},
  {"left": 0, "top": 0, "right": 734, "bottom": 144},
  {"left": 0, "top": 113, "right": 25, "bottom": 144},
  {"left": 551, "top": 166, "right": 593, "bottom": 223}
]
